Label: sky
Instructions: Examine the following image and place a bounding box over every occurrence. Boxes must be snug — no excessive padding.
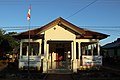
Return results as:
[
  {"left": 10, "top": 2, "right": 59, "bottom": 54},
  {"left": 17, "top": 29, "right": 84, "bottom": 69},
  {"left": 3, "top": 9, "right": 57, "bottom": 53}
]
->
[{"left": 0, "top": 0, "right": 120, "bottom": 46}]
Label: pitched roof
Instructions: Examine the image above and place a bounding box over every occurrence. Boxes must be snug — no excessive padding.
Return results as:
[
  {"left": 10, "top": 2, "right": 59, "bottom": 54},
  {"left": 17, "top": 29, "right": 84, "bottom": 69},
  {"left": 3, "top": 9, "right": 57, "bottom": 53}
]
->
[
  {"left": 14, "top": 17, "right": 109, "bottom": 39},
  {"left": 103, "top": 38, "right": 120, "bottom": 48}
]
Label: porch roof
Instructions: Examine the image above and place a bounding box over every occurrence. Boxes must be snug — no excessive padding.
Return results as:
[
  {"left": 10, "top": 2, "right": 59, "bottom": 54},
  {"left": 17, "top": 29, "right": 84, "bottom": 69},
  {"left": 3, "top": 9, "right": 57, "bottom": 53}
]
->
[{"left": 13, "top": 17, "right": 109, "bottom": 39}]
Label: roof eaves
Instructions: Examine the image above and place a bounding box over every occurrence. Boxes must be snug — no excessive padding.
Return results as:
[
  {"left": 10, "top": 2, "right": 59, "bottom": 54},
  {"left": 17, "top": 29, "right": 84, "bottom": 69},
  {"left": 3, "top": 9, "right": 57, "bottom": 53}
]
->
[{"left": 36, "top": 17, "right": 85, "bottom": 35}]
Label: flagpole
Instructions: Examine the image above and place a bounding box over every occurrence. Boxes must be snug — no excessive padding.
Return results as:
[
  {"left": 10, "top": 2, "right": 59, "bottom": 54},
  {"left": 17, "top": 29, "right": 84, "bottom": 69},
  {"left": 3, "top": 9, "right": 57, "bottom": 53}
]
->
[
  {"left": 28, "top": 18, "right": 30, "bottom": 79},
  {"left": 27, "top": 4, "right": 31, "bottom": 79}
]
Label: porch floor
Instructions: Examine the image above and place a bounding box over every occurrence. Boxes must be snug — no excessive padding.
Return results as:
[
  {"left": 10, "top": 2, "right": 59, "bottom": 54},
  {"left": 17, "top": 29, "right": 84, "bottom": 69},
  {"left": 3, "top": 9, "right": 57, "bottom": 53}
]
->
[
  {"left": 44, "top": 74, "right": 73, "bottom": 80},
  {"left": 47, "top": 69, "right": 72, "bottom": 74}
]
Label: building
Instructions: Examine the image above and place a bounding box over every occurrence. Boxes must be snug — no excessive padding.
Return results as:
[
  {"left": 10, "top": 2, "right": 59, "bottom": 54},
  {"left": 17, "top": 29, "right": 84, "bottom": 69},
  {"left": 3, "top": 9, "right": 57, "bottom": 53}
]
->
[
  {"left": 14, "top": 17, "right": 108, "bottom": 73},
  {"left": 102, "top": 38, "right": 120, "bottom": 57},
  {"left": 102, "top": 38, "right": 120, "bottom": 65}
]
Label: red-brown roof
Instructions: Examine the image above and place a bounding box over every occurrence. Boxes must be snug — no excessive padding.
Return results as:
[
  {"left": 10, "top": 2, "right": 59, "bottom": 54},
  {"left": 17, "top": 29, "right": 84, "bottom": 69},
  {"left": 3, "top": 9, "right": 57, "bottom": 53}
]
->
[{"left": 14, "top": 17, "right": 109, "bottom": 39}]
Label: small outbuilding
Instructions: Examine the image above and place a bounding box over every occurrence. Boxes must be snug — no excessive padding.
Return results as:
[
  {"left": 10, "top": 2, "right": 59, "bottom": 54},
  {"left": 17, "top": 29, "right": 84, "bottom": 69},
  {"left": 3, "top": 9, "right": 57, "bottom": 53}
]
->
[{"left": 102, "top": 38, "right": 120, "bottom": 65}]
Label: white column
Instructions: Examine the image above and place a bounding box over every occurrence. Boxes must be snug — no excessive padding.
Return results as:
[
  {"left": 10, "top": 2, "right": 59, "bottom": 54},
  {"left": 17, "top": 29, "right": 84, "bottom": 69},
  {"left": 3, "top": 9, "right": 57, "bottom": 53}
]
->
[
  {"left": 78, "top": 42, "right": 81, "bottom": 59},
  {"left": 46, "top": 43, "right": 49, "bottom": 60},
  {"left": 82, "top": 46, "right": 85, "bottom": 55},
  {"left": 39, "top": 41, "right": 41, "bottom": 56},
  {"left": 71, "top": 42, "right": 73, "bottom": 71},
  {"left": 71, "top": 42, "right": 74, "bottom": 60},
  {"left": 46, "top": 43, "right": 49, "bottom": 70},
  {"left": 86, "top": 46, "right": 89, "bottom": 55},
  {"left": 44, "top": 40, "right": 47, "bottom": 59},
  {"left": 97, "top": 43, "right": 100, "bottom": 56},
  {"left": 73, "top": 41, "right": 76, "bottom": 60},
  {"left": 73, "top": 40, "right": 77, "bottom": 72},
  {"left": 43, "top": 40, "right": 48, "bottom": 73},
  {"left": 20, "top": 41, "right": 22, "bottom": 57},
  {"left": 38, "top": 41, "right": 42, "bottom": 70},
  {"left": 78, "top": 42, "right": 81, "bottom": 68},
  {"left": 27, "top": 46, "right": 29, "bottom": 56},
  {"left": 91, "top": 45, "right": 93, "bottom": 56}
]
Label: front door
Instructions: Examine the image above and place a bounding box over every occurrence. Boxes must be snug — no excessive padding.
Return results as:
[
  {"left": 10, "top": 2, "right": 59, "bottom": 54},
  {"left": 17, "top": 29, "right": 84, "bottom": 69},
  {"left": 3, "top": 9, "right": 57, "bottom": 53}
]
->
[{"left": 56, "top": 48, "right": 65, "bottom": 61}]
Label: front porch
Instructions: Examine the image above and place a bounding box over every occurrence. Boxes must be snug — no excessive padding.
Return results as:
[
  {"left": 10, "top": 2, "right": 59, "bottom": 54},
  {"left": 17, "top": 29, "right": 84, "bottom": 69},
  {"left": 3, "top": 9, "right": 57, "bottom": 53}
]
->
[{"left": 43, "top": 40, "right": 101, "bottom": 73}]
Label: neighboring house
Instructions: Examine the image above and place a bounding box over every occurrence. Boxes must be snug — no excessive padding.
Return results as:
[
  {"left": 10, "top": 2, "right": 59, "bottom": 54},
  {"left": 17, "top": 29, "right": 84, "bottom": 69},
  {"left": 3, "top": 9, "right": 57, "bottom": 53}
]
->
[
  {"left": 14, "top": 17, "right": 108, "bottom": 73},
  {"left": 102, "top": 38, "right": 120, "bottom": 57}
]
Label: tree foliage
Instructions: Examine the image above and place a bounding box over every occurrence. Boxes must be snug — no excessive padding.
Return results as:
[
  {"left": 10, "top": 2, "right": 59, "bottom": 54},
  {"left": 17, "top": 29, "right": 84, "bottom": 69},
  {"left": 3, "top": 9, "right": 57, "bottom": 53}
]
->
[{"left": 0, "top": 29, "right": 19, "bottom": 55}]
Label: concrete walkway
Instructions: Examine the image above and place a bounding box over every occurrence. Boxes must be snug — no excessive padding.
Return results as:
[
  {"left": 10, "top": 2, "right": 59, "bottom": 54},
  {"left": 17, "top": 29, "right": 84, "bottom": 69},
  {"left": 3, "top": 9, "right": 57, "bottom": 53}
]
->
[{"left": 44, "top": 74, "right": 73, "bottom": 80}]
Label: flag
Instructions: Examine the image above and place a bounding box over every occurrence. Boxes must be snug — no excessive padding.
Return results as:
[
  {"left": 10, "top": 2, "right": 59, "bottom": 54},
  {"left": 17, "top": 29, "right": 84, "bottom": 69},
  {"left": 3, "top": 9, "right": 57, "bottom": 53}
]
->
[{"left": 27, "top": 6, "right": 31, "bottom": 20}]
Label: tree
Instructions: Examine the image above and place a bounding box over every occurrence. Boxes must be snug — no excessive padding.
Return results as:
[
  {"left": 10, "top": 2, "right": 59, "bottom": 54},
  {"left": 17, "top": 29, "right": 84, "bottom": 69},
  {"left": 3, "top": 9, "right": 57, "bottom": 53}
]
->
[
  {"left": 0, "top": 29, "right": 5, "bottom": 44},
  {"left": 0, "top": 29, "right": 19, "bottom": 56}
]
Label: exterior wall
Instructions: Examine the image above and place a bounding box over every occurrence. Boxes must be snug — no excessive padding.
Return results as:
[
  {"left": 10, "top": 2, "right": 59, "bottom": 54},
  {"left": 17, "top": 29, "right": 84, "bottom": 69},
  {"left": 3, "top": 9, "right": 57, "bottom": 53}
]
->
[
  {"left": 104, "top": 47, "right": 120, "bottom": 57},
  {"left": 117, "top": 48, "right": 120, "bottom": 56},
  {"left": 45, "top": 25, "right": 76, "bottom": 41},
  {"left": 108, "top": 49, "right": 114, "bottom": 57}
]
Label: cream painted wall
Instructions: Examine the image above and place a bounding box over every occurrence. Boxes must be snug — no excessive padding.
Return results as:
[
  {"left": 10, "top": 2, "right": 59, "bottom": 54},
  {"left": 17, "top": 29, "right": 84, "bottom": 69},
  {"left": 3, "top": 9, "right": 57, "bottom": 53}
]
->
[{"left": 45, "top": 25, "right": 76, "bottom": 41}]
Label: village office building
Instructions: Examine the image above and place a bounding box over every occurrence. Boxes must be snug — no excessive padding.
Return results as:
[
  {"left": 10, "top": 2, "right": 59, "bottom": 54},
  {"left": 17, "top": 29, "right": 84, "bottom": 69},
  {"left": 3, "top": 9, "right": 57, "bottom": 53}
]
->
[{"left": 15, "top": 17, "right": 108, "bottom": 73}]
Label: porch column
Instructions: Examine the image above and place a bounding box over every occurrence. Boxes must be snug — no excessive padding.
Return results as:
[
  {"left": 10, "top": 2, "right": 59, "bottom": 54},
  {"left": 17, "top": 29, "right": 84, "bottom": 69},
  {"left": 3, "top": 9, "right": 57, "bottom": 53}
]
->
[
  {"left": 86, "top": 46, "right": 89, "bottom": 55},
  {"left": 47, "top": 43, "right": 49, "bottom": 60},
  {"left": 19, "top": 41, "right": 22, "bottom": 69},
  {"left": 26, "top": 46, "right": 29, "bottom": 56},
  {"left": 44, "top": 40, "right": 47, "bottom": 59},
  {"left": 43, "top": 40, "right": 48, "bottom": 73},
  {"left": 78, "top": 42, "right": 81, "bottom": 59},
  {"left": 91, "top": 45, "right": 93, "bottom": 56},
  {"left": 82, "top": 47, "right": 85, "bottom": 55},
  {"left": 39, "top": 41, "right": 41, "bottom": 56},
  {"left": 38, "top": 41, "right": 42, "bottom": 70},
  {"left": 97, "top": 43, "right": 100, "bottom": 56},
  {"left": 78, "top": 42, "right": 81, "bottom": 67},
  {"left": 73, "top": 41, "right": 76, "bottom": 60},
  {"left": 71, "top": 42, "right": 74, "bottom": 60},
  {"left": 20, "top": 41, "right": 22, "bottom": 58},
  {"left": 71, "top": 42, "right": 73, "bottom": 71},
  {"left": 46, "top": 43, "right": 49, "bottom": 70},
  {"left": 73, "top": 40, "right": 77, "bottom": 72}
]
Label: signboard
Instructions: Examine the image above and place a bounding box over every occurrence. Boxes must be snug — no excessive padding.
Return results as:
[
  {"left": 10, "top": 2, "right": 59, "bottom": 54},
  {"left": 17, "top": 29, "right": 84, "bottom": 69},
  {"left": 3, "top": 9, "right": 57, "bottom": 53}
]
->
[
  {"left": 82, "top": 56, "right": 102, "bottom": 66},
  {"left": 19, "top": 56, "right": 41, "bottom": 70}
]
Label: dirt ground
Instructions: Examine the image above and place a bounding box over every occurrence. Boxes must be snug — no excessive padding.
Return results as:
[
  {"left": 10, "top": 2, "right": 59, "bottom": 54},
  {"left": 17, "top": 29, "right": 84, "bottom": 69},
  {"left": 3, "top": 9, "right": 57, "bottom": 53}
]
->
[
  {"left": 44, "top": 74, "right": 73, "bottom": 80},
  {"left": 1, "top": 60, "right": 120, "bottom": 80},
  {"left": 0, "top": 60, "right": 46, "bottom": 80},
  {"left": 72, "top": 68, "right": 120, "bottom": 80},
  {"left": 0, "top": 60, "right": 8, "bottom": 71}
]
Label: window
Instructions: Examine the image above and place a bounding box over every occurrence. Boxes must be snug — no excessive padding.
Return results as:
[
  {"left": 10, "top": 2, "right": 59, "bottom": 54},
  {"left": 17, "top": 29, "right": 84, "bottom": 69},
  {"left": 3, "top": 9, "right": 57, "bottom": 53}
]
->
[{"left": 22, "top": 42, "right": 39, "bottom": 56}]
